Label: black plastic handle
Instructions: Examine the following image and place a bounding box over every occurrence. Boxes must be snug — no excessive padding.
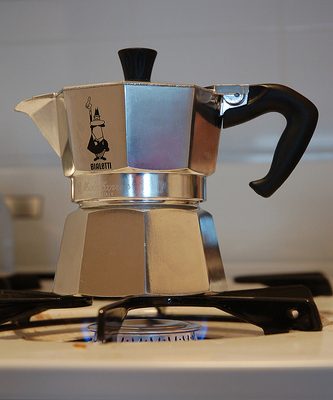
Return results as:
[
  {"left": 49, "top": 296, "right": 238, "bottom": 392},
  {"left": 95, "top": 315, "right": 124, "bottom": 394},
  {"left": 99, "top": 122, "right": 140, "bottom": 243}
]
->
[
  {"left": 118, "top": 48, "right": 157, "bottom": 82},
  {"left": 223, "top": 84, "right": 318, "bottom": 197}
]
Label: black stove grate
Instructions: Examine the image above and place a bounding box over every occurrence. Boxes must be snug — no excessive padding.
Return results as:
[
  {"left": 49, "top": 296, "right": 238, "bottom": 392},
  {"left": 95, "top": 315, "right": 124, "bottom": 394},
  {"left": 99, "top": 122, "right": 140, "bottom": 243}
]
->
[
  {"left": 0, "top": 282, "right": 324, "bottom": 343},
  {"left": 234, "top": 272, "right": 332, "bottom": 297},
  {"left": 0, "top": 272, "right": 54, "bottom": 291},
  {"left": 0, "top": 290, "right": 92, "bottom": 326},
  {"left": 96, "top": 285, "right": 322, "bottom": 342}
]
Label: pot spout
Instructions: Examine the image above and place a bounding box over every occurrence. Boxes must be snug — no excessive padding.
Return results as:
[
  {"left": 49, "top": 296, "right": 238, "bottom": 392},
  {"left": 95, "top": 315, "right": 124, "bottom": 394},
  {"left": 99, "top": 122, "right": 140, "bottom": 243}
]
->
[{"left": 15, "top": 93, "right": 63, "bottom": 158}]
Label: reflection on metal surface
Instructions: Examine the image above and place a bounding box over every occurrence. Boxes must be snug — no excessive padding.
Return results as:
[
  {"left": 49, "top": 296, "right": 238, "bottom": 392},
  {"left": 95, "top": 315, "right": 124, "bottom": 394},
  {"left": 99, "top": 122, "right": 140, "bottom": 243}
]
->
[
  {"left": 208, "top": 84, "right": 249, "bottom": 115},
  {"left": 89, "top": 319, "right": 201, "bottom": 342},
  {"left": 53, "top": 203, "right": 226, "bottom": 297},
  {"left": 15, "top": 83, "right": 226, "bottom": 176},
  {"left": 73, "top": 173, "right": 206, "bottom": 202}
]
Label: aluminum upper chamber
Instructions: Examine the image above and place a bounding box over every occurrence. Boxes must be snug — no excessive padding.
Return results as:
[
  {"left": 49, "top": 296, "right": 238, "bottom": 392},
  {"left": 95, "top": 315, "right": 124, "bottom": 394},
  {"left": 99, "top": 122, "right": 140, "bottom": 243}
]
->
[{"left": 15, "top": 80, "right": 241, "bottom": 203}]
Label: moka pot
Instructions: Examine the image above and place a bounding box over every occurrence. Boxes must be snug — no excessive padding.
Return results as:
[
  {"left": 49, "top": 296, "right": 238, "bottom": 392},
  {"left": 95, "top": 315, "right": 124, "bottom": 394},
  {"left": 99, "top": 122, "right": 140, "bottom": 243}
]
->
[{"left": 15, "top": 48, "right": 318, "bottom": 297}]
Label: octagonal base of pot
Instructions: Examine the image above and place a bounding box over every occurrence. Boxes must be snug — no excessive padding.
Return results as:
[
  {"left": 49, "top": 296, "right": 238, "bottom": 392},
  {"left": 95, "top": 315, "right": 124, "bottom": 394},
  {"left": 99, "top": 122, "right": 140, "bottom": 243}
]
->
[{"left": 53, "top": 204, "right": 226, "bottom": 297}]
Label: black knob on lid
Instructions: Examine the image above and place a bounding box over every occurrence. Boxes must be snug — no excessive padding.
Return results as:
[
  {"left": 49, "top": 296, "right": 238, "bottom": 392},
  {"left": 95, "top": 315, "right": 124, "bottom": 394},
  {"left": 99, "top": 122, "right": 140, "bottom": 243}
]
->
[{"left": 118, "top": 48, "right": 157, "bottom": 82}]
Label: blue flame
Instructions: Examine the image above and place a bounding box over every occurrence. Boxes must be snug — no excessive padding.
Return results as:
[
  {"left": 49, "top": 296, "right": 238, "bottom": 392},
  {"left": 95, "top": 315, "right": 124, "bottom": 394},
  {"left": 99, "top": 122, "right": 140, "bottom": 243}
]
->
[
  {"left": 81, "top": 320, "right": 95, "bottom": 342},
  {"left": 197, "top": 319, "right": 208, "bottom": 340}
]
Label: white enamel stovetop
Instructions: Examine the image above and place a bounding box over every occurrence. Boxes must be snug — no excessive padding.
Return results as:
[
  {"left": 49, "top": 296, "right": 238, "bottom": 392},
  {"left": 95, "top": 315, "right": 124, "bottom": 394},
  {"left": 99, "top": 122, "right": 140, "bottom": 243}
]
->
[{"left": 0, "top": 278, "right": 333, "bottom": 400}]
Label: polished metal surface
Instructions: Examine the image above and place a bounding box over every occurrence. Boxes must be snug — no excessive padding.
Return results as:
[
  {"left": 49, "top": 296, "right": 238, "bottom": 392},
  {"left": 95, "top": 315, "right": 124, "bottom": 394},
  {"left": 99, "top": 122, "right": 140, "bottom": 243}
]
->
[
  {"left": 72, "top": 173, "right": 206, "bottom": 203},
  {"left": 88, "top": 319, "right": 202, "bottom": 342},
  {"left": 15, "top": 74, "right": 247, "bottom": 297},
  {"left": 211, "top": 84, "right": 249, "bottom": 114},
  {"left": 15, "top": 82, "right": 247, "bottom": 178},
  {"left": 53, "top": 203, "right": 226, "bottom": 297}
]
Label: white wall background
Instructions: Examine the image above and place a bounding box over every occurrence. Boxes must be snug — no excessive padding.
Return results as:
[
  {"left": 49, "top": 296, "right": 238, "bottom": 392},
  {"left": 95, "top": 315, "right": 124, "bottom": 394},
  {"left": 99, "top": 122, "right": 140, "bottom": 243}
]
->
[{"left": 0, "top": 0, "right": 332, "bottom": 277}]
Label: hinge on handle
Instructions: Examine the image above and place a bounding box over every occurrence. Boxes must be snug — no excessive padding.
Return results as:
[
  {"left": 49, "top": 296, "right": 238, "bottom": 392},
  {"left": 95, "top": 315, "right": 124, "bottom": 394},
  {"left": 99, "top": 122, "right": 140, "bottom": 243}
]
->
[{"left": 206, "top": 84, "right": 250, "bottom": 115}]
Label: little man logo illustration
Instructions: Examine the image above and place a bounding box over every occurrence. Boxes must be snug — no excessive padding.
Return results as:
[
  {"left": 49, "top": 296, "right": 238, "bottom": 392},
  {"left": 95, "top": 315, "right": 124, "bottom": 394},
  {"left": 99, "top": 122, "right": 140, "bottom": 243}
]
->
[{"left": 85, "top": 97, "right": 110, "bottom": 162}]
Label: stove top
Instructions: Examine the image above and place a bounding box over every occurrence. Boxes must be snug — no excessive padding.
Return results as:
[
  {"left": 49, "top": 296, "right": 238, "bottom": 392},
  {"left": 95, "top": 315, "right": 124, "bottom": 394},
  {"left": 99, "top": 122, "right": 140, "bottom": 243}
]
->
[{"left": 0, "top": 271, "right": 332, "bottom": 400}]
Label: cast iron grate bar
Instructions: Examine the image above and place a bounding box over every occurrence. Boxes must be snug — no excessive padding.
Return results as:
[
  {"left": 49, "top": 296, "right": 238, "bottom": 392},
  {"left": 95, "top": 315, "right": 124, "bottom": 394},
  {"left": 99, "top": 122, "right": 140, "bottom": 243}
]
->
[
  {"left": 234, "top": 272, "right": 332, "bottom": 296},
  {"left": 0, "top": 273, "right": 54, "bottom": 291},
  {"left": 0, "top": 290, "right": 92, "bottom": 326}
]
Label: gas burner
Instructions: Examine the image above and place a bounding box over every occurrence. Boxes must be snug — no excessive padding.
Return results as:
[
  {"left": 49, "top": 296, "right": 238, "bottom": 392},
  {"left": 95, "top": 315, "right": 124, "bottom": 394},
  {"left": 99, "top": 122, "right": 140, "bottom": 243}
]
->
[{"left": 88, "top": 319, "right": 202, "bottom": 342}]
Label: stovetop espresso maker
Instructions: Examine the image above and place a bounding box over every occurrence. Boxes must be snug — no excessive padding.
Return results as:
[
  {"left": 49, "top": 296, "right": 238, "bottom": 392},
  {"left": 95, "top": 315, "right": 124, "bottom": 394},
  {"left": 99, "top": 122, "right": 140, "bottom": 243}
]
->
[{"left": 15, "top": 48, "right": 318, "bottom": 297}]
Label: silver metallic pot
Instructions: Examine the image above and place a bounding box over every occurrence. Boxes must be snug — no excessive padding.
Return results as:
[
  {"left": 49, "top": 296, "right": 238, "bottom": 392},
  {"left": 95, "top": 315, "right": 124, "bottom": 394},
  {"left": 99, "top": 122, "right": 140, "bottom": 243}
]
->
[{"left": 15, "top": 48, "right": 318, "bottom": 297}]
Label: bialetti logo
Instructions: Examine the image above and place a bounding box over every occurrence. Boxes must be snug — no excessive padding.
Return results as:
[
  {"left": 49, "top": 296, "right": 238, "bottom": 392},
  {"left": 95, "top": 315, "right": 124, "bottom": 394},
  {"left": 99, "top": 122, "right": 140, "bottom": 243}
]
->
[
  {"left": 85, "top": 96, "right": 112, "bottom": 170},
  {"left": 90, "top": 161, "right": 112, "bottom": 171}
]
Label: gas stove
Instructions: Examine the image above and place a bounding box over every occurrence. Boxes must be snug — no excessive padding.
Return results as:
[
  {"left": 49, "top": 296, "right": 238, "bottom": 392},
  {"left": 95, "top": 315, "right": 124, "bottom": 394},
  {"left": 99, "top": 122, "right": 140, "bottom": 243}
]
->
[
  {"left": 0, "top": 270, "right": 332, "bottom": 400},
  {"left": 2, "top": 47, "right": 329, "bottom": 399}
]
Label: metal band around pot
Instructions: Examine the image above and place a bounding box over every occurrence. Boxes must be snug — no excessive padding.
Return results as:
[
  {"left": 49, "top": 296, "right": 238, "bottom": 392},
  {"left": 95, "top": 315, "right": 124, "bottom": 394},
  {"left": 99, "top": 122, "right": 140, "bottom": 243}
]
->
[{"left": 72, "top": 173, "right": 206, "bottom": 203}]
